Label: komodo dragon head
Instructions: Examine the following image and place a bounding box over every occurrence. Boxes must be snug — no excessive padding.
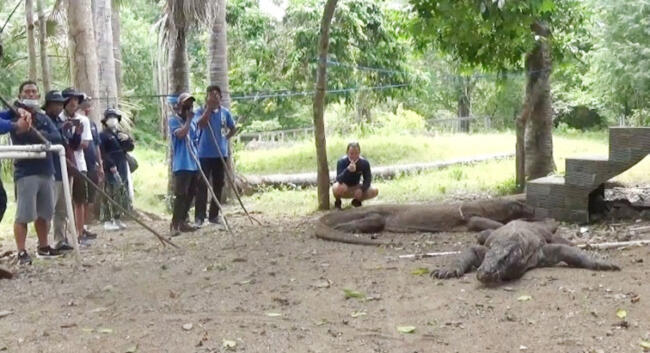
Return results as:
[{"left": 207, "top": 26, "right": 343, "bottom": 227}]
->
[{"left": 475, "top": 220, "right": 556, "bottom": 284}]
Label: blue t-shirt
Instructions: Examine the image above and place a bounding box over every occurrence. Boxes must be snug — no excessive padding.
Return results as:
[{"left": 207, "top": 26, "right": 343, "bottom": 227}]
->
[
  {"left": 168, "top": 115, "right": 199, "bottom": 173},
  {"left": 193, "top": 106, "right": 235, "bottom": 158}
]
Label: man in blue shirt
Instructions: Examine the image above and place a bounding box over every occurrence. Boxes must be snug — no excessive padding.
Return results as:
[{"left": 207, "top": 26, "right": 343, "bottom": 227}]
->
[
  {"left": 168, "top": 92, "right": 200, "bottom": 236},
  {"left": 332, "top": 142, "right": 378, "bottom": 209},
  {"left": 0, "top": 80, "right": 64, "bottom": 264},
  {"left": 193, "top": 85, "right": 237, "bottom": 227}
]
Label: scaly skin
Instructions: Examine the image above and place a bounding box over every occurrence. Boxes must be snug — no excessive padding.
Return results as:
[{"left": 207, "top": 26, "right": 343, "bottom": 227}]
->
[
  {"left": 315, "top": 198, "right": 535, "bottom": 246},
  {"left": 432, "top": 220, "right": 620, "bottom": 284}
]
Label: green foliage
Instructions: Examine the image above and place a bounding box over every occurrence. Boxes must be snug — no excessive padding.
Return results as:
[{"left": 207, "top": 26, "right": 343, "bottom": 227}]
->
[
  {"left": 409, "top": 0, "right": 586, "bottom": 71},
  {"left": 587, "top": 0, "right": 650, "bottom": 119}
]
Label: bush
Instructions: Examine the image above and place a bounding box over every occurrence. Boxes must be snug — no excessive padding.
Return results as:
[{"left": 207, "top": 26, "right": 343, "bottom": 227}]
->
[
  {"left": 375, "top": 105, "right": 426, "bottom": 134},
  {"left": 553, "top": 105, "right": 606, "bottom": 130},
  {"left": 246, "top": 118, "right": 282, "bottom": 132}
]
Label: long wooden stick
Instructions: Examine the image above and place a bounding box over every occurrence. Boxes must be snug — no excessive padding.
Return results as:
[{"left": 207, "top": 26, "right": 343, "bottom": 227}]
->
[
  {"left": 205, "top": 119, "right": 262, "bottom": 225},
  {"left": 184, "top": 135, "right": 233, "bottom": 234}
]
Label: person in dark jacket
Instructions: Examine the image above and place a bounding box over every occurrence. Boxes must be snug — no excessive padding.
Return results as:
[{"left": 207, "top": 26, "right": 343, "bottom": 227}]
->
[
  {"left": 99, "top": 109, "right": 134, "bottom": 231},
  {"left": 331, "top": 141, "right": 378, "bottom": 209},
  {"left": 0, "top": 81, "right": 63, "bottom": 264},
  {"left": 43, "top": 90, "right": 81, "bottom": 251}
]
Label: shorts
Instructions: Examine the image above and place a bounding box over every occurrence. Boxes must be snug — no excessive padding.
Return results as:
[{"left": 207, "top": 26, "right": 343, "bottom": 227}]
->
[
  {"left": 15, "top": 175, "right": 55, "bottom": 223},
  {"left": 72, "top": 172, "right": 89, "bottom": 204}
]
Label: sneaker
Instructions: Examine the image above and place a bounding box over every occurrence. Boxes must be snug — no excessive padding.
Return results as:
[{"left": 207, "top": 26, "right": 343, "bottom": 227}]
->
[
  {"left": 208, "top": 217, "right": 226, "bottom": 230},
  {"left": 170, "top": 223, "right": 181, "bottom": 237},
  {"left": 55, "top": 242, "right": 75, "bottom": 252},
  {"left": 36, "top": 246, "right": 63, "bottom": 259},
  {"left": 104, "top": 221, "right": 120, "bottom": 231},
  {"left": 334, "top": 199, "right": 342, "bottom": 210},
  {"left": 178, "top": 222, "right": 199, "bottom": 233},
  {"left": 351, "top": 199, "right": 362, "bottom": 207},
  {"left": 83, "top": 229, "right": 98, "bottom": 240},
  {"left": 78, "top": 237, "right": 92, "bottom": 248},
  {"left": 208, "top": 217, "right": 221, "bottom": 224},
  {"left": 17, "top": 250, "right": 32, "bottom": 265},
  {"left": 116, "top": 220, "right": 127, "bottom": 229},
  {"left": 193, "top": 219, "right": 205, "bottom": 228}
]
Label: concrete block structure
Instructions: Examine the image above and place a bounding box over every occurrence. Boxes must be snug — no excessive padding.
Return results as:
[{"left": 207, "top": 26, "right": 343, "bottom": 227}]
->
[{"left": 527, "top": 128, "right": 650, "bottom": 223}]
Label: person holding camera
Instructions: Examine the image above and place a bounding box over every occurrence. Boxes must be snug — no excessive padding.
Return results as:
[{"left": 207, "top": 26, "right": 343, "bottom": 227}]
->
[
  {"left": 60, "top": 88, "right": 94, "bottom": 245},
  {"left": 331, "top": 142, "right": 378, "bottom": 210}
]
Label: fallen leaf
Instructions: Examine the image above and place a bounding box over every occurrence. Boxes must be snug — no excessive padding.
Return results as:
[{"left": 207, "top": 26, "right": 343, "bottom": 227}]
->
[
  {"left": 410, "top": 267, "right": 429, "bottom": 276},
  {"left": 0, "top": 310, "right": 12, "bottom": 319},
  {"left": 265, "top": 312, "right": 282, "bottom": 317},
  {"left": 616, "top": 308, "right": 627, "bottom": 320},
  {"left": 397, "top": 326, "right": 416, "bottom": 334},
  {"left": 343, "top": 289, "right": 365, "bottom": 299},
  {"left": 125, "top": 344, "right": 138, "bottom": 353},
  {"left": 60, "top": 323, "right": 77, "bottom": 329},
  {"left": 98, "top": 328, "right": 113, "bottom": 334},
  {"left": 81, "top": 328, "right": 94, "bottom": 333},
  {"left": 182, "top": 323, "right": 193, "bottom": 331},
  {"left": 89, "top": 307, "right": 108, "bottom": 314},
  {"left": 350, "top": 311, "right": 366, "bottom": 318},
  {"left": 631, "top": 295, "right": 640, "bottom": 304},
  {"left": 517, "top": 295, "right": 532, "bottom": 302},
  {"left": 222, "top": 339, "right": 237, "bottom": 350},
  {"left": 640, "top": 340, "right": 650, "bottom": 351}
]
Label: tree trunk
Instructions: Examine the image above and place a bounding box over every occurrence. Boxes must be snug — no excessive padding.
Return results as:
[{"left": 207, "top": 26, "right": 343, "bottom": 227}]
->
[
  {"left": 168, "top": 28, "right": 190, "bottom": 94},
  {"left": 208, "top": 0, "right": 230, "bottom": 108},
  {"left": 92, "top": 0, "right": 118, "bottom": 112},
  {"left": 111, "top": 0, "right": 123, "bottom": 101},
  {"left": 25, "top": 0, "right": 38, "bottom": 81},
  {"left": 518, "top": 21, "right": 555, "bottom": 181},
  {"left": 67, "top": 0, "right": 101, "bottom": 123},
  {"left": 457, "top": 87, "right": 470, "bottom": 133},
  {"left": 313, "top": 0, "right": 338, "bottom": 210},
  {"left": 36, "top": 0, "right": 50, "bottom": 92},
  {"left": 208, "top": 0, "right": 234, "bottom": 202}
]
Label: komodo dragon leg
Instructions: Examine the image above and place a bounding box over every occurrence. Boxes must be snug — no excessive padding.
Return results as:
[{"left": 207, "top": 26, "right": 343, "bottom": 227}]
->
[
  {"left": 430, "top": 245, "right": 488, "bottom": 279},
  {"left": 467, "top": 217, "right": 504, "bottom": 231},
  {"left": 540, "top": 244, "right": 620, "bottom": 271},
  {"left": 333, "top": 213, "right": 385, "bottom": 233}
]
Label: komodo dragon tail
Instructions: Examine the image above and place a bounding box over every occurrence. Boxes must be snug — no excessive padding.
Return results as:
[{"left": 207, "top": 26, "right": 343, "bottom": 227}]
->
[{"left": 314, "top": 214, "right": 390, "bottom": 246}]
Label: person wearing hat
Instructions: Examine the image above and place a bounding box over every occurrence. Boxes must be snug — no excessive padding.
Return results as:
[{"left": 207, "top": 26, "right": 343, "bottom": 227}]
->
[
  {"left": 60, "top": 87, "right": 94, "bottom": 245},
  {"left": 0, "top": 81, "right": 64, "bottom": 264},
  {"left": 99, "top": 108, "right": 134, "bottom": 231},
  {"left": 44, "top": 90, "right": 82, "bottom": 251},
  {"left": 168, "top": 92, "right": 200, "bottom": 236}
]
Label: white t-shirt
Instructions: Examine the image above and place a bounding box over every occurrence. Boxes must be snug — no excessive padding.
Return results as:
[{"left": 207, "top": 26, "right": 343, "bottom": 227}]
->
[{"left": 60, "top": 112, "right": 93, "bottom": 172}]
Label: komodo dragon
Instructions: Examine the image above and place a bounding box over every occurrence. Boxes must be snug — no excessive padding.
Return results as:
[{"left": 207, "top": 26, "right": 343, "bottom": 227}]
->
[
  {"left": 315, "top": 198, "right": 535, "bottom": 246},
  {"left": 431, "top": 219, "right": 620, "bottom": 284}
]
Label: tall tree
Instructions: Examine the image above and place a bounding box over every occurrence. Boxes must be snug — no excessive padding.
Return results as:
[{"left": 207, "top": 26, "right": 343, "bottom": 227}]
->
[
  {"left": 111, "top": 0, "right": 123, "bottom": 100},
  {"left": 411, "top": 0, "right": 584, "bottom": 184},
  {"left": 36, "top": 0, "right": 51, "bottom": 92},
  {"left": 67, "top": 0, "right": 101, "bottom": 122},
  {"left": 93, "top": 0, "right": 119, "bottom": 112},
  {"left": 313, "top": 0, "right": 338, "bottom": 210},
  {"left": 25, "top": 0, "right": 38, "bottom": 81},
  {"left": 208, "top": 0, "right": 230, "bottom": 109}
]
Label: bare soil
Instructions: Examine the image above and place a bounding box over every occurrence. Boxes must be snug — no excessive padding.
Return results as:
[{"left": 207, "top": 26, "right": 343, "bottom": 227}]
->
[{"left": 0, "top": 208, "right": 649, "bottom": 353}]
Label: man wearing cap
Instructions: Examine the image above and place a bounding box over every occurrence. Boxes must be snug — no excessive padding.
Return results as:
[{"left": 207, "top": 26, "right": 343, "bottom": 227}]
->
[
  {"left": 100, "top": 108, "right": 134, "bottom": 230},
  {"left": 193, "top": 85, "right": 237, "bottom": 228},
  {"left": 168, "top": 92, "right": 199, "bottom": 236},
  {"left": 43, "top": 90, "right": 81, "bottom": 251},
  {"left": 0, "top": 81, "right": 64, "bottom": 264},
  {"left": 60, "top": 87, "right": 94, "bottom": 244}
]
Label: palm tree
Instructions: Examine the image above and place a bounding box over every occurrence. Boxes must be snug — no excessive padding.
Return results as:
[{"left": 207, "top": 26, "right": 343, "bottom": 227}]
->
[
  {"left": 207, "top": 0, "right": 230, "bottom": 109},
  {"left": 92, "top": 0, "right": 118, "bottom": 112},
  {"left": 67, "top": 0, "right": 100, "bottom": 122},
  {"left": 36, "top": 0, "right": 51, "bottom": 92},
  {"left": 26, "top": 0, "right": 38, "bottom": 81}
]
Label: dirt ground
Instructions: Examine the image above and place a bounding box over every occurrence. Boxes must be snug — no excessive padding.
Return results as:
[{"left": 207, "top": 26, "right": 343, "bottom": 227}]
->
[{"left": 0, "top": 205, "right": 649, "bottom": 353}]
